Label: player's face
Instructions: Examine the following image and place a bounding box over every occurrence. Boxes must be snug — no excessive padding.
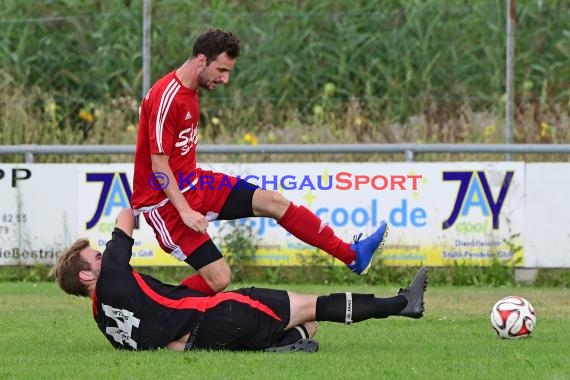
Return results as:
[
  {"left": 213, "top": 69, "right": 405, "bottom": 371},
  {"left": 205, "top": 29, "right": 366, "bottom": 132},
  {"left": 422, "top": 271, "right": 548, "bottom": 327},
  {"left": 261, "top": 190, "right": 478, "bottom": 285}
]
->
[
  {"left": 80, "top": 246, "right": 102, "bottom": 278},
  {"left": 197, "top": 52, "right": 236, "bottom": 91}
]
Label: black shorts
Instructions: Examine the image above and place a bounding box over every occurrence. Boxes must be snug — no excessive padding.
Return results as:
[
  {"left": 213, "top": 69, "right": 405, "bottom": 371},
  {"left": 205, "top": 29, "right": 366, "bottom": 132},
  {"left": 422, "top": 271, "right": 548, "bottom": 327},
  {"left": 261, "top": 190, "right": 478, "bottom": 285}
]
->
[
  {"left": 217, "top": 179, "right": 259, "bottom": 220},
  {"left": 190, "top": 287, "right": 291, "bottom": 351},
  {"left": 185, "top": 180, "right": 259, "bottom": 269}
]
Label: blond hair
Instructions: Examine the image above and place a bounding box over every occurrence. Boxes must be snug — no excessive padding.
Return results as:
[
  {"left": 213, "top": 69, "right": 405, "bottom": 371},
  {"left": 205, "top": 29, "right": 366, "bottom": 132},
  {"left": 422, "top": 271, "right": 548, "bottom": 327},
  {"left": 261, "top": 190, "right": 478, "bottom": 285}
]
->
[{"left": 52, "top": 238, "right": 91, "bottom": 297}]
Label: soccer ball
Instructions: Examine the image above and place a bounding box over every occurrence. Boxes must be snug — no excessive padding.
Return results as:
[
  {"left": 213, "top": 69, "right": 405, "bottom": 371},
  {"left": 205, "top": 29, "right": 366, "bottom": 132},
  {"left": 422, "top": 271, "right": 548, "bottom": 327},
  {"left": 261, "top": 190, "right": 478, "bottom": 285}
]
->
[{"left": 490, "top": 296, "right": 536, "bottom": 339}]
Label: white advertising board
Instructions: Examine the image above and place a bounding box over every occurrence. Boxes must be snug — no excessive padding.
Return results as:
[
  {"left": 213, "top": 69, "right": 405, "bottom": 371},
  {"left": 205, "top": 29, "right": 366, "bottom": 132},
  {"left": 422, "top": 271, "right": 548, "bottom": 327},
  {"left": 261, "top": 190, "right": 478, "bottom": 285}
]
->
[
  {"left": 524, "top": 163, "right": 570, "bottom": 268},
  {"left": 1, "top": 162, "right": 535, "bottom": 267},
  {"left": 0, "top": 164, "right": 77, "bottom": 265}
]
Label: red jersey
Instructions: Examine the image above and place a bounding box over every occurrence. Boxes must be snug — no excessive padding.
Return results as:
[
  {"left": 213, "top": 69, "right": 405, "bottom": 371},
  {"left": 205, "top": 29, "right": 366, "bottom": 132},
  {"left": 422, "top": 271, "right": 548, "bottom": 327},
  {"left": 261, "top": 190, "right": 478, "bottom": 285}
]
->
[{"left": 132, "top": 71, "right": 200, "bottom": 210}]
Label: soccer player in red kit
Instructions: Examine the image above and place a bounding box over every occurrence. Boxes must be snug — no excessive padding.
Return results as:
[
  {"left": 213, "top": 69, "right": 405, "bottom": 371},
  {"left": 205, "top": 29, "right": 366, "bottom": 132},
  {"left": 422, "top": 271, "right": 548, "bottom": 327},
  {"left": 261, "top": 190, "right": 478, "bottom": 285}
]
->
[{"left": 132, "top": 29, "right": 389, "bottom": 295}]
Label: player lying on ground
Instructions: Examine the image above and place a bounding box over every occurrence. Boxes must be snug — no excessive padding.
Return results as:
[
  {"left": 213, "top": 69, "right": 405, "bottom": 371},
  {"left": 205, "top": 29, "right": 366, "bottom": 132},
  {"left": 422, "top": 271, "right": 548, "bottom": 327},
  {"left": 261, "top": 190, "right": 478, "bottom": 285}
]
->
[{"left": 53, "top": 208, "right": 427, "bottom": 352}]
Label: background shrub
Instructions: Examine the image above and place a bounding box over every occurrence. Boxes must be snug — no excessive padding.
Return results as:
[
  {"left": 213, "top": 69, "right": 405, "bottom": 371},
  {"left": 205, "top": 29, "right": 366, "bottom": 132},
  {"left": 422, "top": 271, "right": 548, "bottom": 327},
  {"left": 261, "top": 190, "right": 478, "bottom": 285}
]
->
[{"left": 0, "top": 0, "right": 568, "bottom": 153}]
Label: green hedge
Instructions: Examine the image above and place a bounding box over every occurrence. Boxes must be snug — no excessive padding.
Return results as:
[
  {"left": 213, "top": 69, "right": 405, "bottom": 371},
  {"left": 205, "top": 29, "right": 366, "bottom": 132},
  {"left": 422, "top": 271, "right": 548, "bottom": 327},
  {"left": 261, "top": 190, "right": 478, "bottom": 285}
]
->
[
  {"left": 1, "top": 0, "right": 568, "bottom": 145},
  {"left": 1, "top": 264, "right": 569, "bottom": 287}
]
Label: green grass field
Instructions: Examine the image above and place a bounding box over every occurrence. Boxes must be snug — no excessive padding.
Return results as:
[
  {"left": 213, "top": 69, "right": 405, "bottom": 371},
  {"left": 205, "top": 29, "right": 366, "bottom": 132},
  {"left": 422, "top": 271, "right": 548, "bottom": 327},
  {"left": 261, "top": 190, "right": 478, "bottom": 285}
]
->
[{"left": 1, "top": 282, "right": 568, "bottom": 380}]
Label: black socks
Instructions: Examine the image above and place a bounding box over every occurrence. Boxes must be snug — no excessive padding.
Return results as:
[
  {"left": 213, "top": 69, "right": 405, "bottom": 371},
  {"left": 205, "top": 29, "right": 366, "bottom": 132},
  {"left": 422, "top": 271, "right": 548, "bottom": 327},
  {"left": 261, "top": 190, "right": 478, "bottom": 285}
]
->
[
  {"left": 374, "top": 295, "right": 408, "bottom": 318},
  {"left": 315, "top": 293, "right": 408, "bottom": 323},
  {"left": 275, "top": 325, "right": 310, "bottom": 346}
]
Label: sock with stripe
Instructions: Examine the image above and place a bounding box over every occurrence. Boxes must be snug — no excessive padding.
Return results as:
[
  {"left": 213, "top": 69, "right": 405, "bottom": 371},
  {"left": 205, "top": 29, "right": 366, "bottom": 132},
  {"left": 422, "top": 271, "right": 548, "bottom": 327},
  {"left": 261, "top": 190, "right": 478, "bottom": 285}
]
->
[
  {"left": 315, "top": 293, "right": 407, "bottom": 323},
  {"left": 275, "top": 325, "right": 310, "bottom": 347}
]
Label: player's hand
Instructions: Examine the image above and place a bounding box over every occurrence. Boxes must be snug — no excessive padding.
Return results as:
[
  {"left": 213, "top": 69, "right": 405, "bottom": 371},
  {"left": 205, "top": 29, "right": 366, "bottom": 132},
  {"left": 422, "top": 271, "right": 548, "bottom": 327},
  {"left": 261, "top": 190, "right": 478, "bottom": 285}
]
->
[{"left": 180, "top": 210, "right": 209, "bottom": 234}]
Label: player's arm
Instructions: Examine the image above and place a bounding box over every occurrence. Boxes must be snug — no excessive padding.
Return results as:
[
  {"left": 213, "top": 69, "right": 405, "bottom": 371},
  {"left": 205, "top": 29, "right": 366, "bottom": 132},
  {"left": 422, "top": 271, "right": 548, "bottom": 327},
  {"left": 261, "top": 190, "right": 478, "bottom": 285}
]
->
[
  {"left": 115, "top": 208, "right": 136, "bottom": 237},
  {"left": 151, "top": 154, "right": 208, "bottom": 233},
  {"left": 102, "top": 208, "right": 136, "bottom": 265}
]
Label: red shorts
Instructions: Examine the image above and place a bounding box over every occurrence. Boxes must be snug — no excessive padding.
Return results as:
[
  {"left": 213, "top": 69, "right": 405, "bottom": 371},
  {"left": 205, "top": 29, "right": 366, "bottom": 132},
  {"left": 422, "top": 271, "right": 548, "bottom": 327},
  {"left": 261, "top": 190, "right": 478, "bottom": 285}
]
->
[{"left": 142, "top": 169, "right": 238, "bottom": 261}]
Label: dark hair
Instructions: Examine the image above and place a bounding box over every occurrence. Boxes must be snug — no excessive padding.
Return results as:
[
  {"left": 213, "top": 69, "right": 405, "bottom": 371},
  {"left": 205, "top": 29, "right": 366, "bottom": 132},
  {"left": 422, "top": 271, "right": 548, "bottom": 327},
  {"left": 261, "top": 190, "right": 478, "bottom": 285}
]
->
[
  {"left": 192, "top": 29, "right": 240, "bottom": 64},
  {"left": 52, "top": 238, "right": 91, "bottom": 297}
]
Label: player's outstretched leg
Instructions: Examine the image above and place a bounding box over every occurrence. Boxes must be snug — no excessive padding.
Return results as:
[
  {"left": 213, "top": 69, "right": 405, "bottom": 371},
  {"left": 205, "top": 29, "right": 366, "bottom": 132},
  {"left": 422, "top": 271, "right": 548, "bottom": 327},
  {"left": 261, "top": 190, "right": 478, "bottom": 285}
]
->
[
  {"left": 397, "top": 266, "right": 428, "bottom": 319},
  {"left": 275, "top": 199, "right": 389, "bottom": 275},
  {"left": 347, "top": 221, "right": 389, "bottom": 275}
]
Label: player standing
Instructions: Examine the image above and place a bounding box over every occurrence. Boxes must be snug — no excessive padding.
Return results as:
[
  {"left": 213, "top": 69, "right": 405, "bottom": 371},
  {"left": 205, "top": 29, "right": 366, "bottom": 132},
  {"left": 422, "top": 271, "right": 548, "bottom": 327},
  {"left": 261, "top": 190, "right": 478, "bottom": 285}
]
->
[{"left": 132, "top": 29, "right": 388, "bottom": 295}]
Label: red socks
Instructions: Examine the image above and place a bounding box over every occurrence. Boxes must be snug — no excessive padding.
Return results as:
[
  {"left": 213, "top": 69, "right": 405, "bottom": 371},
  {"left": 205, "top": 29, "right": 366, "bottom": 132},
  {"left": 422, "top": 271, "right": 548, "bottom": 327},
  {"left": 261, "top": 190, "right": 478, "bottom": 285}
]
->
[
  {"left": 278, "top": 203, "right": 355, "bottom": 265},
  {"left": 181, "top": 203, "right": 355, "bottom": 292},
  {"left": 180, "top": 274, "right": 217, "bottom": 295}
]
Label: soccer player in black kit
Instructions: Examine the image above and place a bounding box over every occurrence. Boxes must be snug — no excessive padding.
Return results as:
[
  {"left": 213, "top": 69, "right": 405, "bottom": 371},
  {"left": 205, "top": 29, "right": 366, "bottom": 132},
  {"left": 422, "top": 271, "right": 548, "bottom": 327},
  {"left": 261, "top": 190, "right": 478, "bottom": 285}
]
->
[{"left": 53, "top": 208, "right": 427, "bottom": 352}]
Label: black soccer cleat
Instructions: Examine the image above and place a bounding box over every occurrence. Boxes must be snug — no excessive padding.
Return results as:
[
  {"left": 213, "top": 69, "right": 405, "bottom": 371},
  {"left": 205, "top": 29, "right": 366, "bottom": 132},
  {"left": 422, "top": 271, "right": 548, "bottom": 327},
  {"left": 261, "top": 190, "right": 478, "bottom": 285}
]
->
[
  {"left": 265, "top": 339, "right": 319, "bottom": 353},
  {"left": 398, "top": 266, "right": 428, "bottom": 319}
]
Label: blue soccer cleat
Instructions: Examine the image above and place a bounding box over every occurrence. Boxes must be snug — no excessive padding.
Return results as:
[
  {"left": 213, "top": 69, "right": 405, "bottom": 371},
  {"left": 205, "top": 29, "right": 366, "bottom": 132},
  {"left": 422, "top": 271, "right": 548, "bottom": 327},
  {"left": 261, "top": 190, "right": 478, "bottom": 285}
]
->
[{"left": 347, "top": 221, "right": 389, "bottom": 275}]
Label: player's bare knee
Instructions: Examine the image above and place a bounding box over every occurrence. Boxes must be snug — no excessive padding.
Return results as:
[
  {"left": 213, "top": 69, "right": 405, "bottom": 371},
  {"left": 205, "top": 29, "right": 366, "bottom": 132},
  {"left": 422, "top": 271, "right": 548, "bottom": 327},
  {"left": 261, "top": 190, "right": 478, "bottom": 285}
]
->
[
  {"left": 204, "top": 267, "right": 231, "bottom": 292},
  {"left": 209, "top": 281, "right": 229, "bottom": 293},
  {"left": 253, "top": 189, "right": 290, "bottom": 218},
  {"left": 206, "top": 274, "right": 230, "bottom": 292}
]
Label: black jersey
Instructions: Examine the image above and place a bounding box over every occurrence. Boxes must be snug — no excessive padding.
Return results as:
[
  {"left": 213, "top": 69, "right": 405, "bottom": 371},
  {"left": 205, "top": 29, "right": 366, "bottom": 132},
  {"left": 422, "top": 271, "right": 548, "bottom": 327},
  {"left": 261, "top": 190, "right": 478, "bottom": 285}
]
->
[
  {"left": 92, "top": 228, "right": 204, "bottom": 350},
  {"left": 92, "top": 228, "right": 285, "bottom": 351}
]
